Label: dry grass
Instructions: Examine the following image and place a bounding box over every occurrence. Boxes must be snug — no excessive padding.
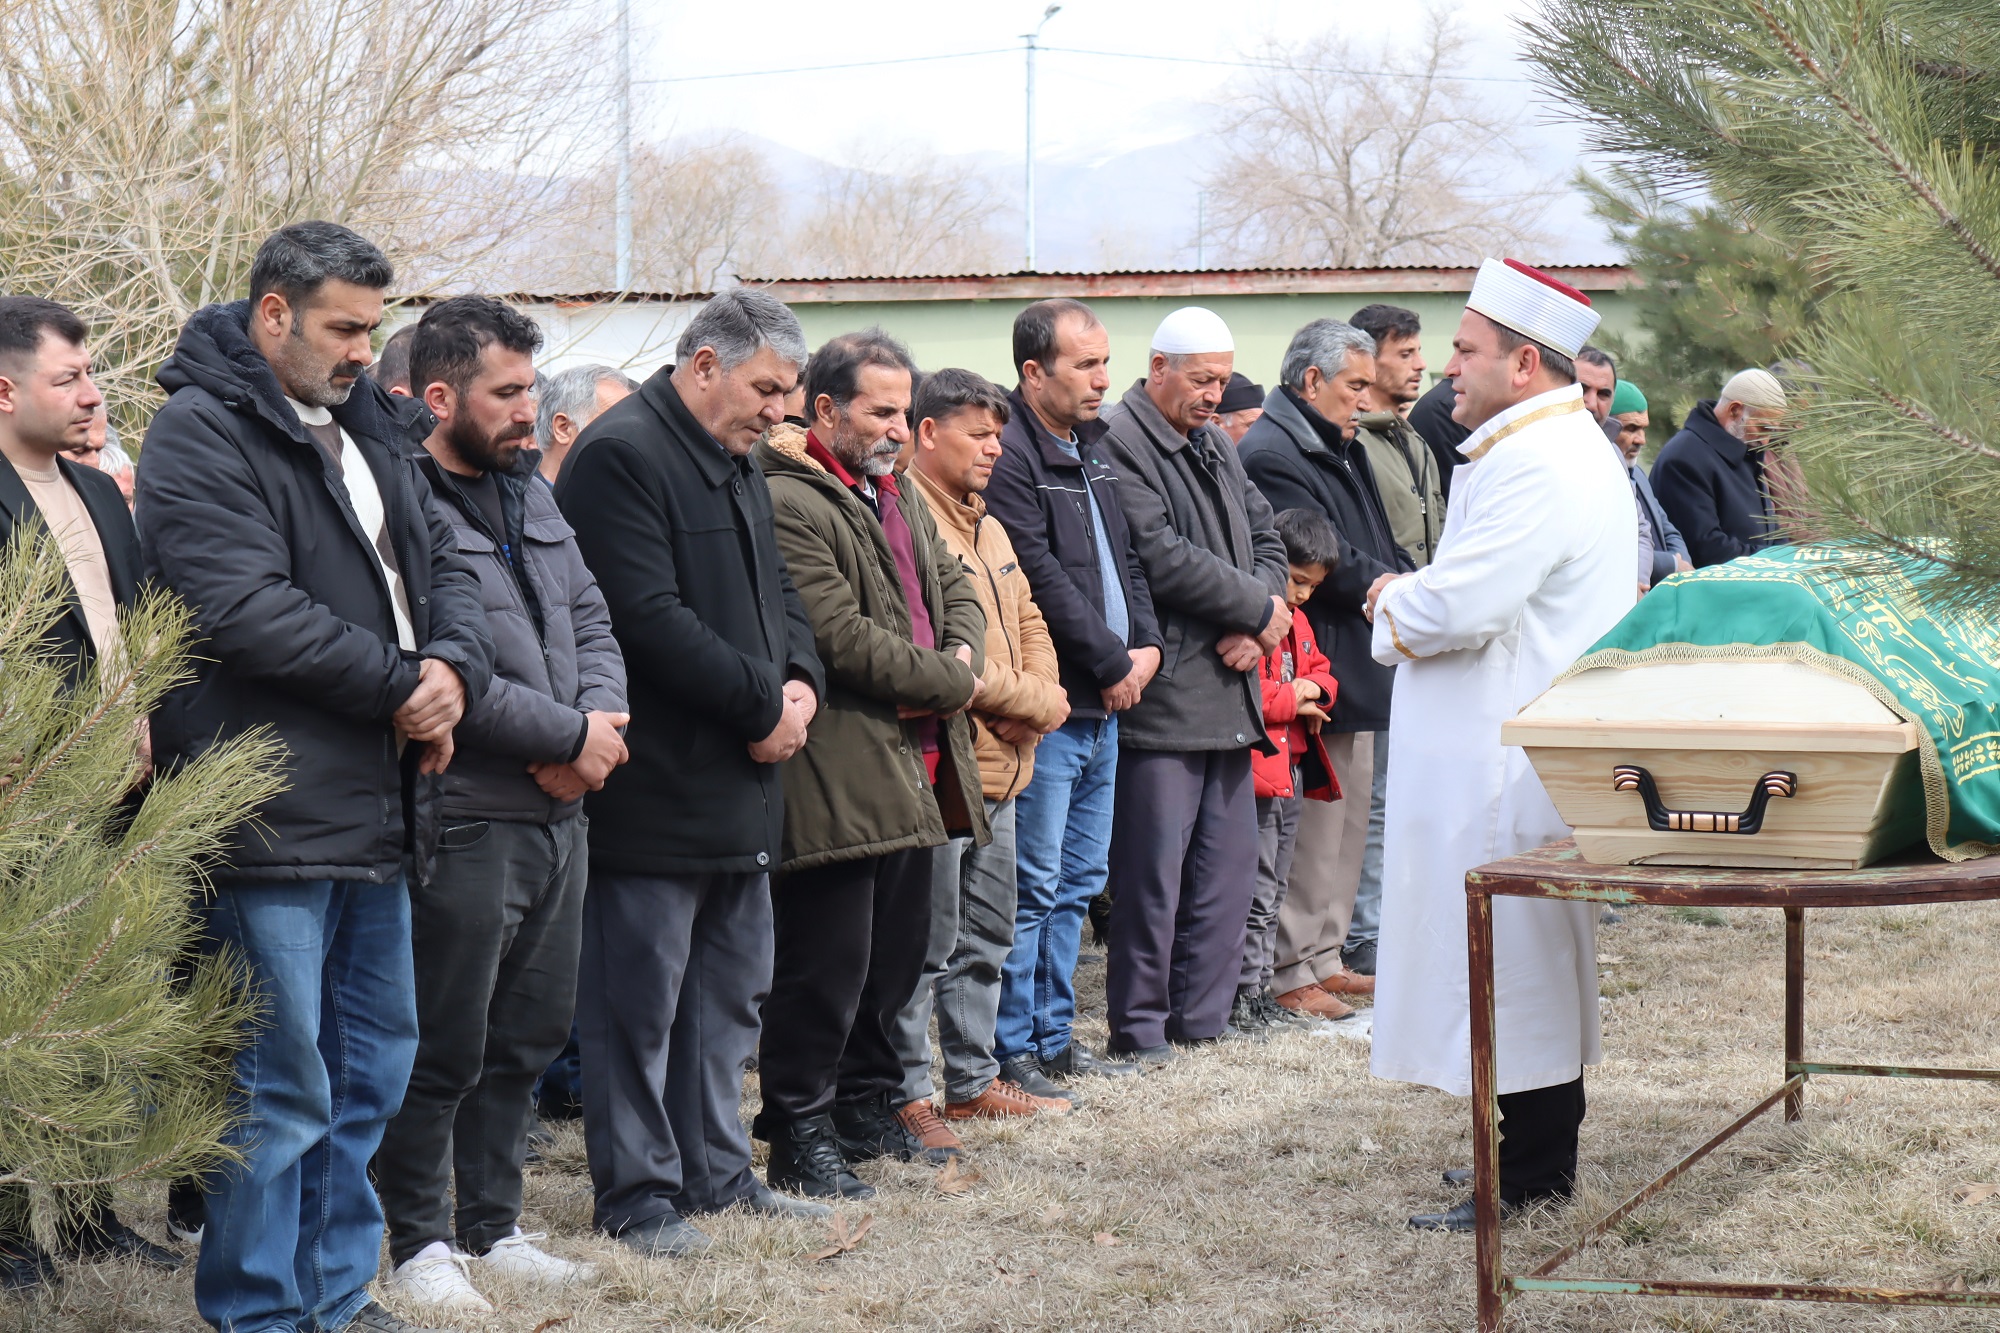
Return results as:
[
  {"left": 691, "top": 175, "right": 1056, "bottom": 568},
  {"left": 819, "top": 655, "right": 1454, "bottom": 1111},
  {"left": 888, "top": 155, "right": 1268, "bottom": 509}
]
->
[{"left": 14, "top": 901, "right": 2000, "bottom": 1331}]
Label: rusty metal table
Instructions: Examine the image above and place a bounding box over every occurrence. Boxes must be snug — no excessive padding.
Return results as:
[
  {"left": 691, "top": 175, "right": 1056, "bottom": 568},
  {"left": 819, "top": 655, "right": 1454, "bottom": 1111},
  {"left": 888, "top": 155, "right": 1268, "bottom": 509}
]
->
[{"left": 1464, "top": 839, "right": 2000, "bottom": 1331}]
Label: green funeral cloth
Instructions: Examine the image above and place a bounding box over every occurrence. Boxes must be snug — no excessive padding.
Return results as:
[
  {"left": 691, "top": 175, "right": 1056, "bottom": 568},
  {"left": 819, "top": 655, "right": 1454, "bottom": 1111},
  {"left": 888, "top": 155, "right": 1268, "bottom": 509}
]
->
[{"left": 1565, "top": 544, "right": 2000, "bottom": 861}]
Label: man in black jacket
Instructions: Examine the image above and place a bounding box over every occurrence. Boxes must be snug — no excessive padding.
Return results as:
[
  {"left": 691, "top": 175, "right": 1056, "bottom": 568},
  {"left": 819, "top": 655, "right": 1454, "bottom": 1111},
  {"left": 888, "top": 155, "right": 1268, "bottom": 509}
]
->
[
  {"left": 377, "top": 297, "right": 629, "bottom": 1312},
  {"left": 0, "top": 296, "right": 181, "bottom": 1288},
  {"left": 1409, "top": 375, "right": 1471, "bottom": 500},
  {"left": 137, "top": 222, "right": 493, "bottom": 1333},
  {"left": 1098, "top": 307, "right": 1290, "bottom": 1060},
  {"left": 1650, "top": 369, "right": 1790, "bottom": 567},
  {"left": 555, "top": 288, "right": 829, "bottom": 1258},
  {"left": 983, "top": 299, "right": 1160, "bottom": 1094},
  {"left": 1239, "top": 318, "right": 1410, "bottom": 1021}
]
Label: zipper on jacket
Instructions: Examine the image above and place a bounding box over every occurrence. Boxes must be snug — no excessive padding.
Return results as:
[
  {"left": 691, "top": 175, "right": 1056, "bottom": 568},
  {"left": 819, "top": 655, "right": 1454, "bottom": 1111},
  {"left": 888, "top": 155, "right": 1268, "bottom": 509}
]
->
[{"left": 970, "top": 512, "right": 1025, "bottom": 795}]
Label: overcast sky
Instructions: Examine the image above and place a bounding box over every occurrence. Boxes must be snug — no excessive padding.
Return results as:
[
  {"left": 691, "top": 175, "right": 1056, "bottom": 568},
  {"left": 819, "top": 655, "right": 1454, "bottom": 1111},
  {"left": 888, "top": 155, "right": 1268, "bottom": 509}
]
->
[{"left": 617, "top": 0, "right": 1616, "bottom": 264}]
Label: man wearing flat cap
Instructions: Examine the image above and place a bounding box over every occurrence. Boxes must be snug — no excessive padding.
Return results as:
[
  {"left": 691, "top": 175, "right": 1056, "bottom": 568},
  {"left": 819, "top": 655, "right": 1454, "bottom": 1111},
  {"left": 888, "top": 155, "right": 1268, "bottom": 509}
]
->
[
  {"left": 1212, "top": 372, "right": 1265, "bottom": 445},
  {"left": 1650, "top": 368, "right": 1791, "bottom": 567},
  {"left": 1362, "top": 259, "right": 1637, "bottom": 1231},
  {"left": 1096, "top": 307, "right": 1290, "bottom": 1062}
]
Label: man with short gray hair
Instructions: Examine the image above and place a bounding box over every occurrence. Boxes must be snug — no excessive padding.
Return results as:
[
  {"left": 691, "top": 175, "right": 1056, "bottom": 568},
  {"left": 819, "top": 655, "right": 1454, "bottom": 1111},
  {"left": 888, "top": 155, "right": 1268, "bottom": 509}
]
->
[
  {"left": 556, "top": 286, "right": 830, "bottom": 1257},
  {"left": 537, "top": 363, "right": 638, "bottom": 485},
  {"left": 1239, "top": 317, "right": 1407, "bottom": 1021}
]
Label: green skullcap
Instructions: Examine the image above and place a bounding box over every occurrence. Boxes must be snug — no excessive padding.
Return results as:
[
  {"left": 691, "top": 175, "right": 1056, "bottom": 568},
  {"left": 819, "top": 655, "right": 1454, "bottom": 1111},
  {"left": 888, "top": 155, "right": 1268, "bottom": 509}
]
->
[{"left": 1610, "top": 380, "right": 1648, "bottom": 416}]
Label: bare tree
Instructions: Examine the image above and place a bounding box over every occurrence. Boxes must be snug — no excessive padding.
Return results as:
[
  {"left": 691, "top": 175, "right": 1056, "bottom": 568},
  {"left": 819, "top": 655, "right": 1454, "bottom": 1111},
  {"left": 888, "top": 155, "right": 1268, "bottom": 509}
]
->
[
  {"left": 534, "top": 136, "right": 782, "bottom": 294},
  {"left": 0, "top": 0, "right": 608, "bottom": 428},
  {"left": 1202, "top": 13, "right": 1553, "bottom": 268},
  {"left": 778, "top": 146, "right": 1009, "bottom": 278}
]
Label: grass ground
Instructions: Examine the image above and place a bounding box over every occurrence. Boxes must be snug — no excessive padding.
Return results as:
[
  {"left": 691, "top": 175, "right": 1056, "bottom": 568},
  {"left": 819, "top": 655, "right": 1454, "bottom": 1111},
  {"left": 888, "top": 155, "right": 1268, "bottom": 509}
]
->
[{"left": 14, "top": 899, "right": 2000, "bottom": 1331}]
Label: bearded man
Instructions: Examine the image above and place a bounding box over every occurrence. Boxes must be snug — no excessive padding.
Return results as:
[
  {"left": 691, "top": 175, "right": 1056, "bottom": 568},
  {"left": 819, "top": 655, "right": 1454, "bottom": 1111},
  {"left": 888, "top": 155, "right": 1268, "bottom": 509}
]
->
[
  {"left": 1363, "top": 259, "right": 1637, "bottom": 1233},
  {"left": 375, "top": 296, "right": 630, "bottom": 1311},
  {"left": 752, "top": 330, "right": 990, "bottom": 1200}
]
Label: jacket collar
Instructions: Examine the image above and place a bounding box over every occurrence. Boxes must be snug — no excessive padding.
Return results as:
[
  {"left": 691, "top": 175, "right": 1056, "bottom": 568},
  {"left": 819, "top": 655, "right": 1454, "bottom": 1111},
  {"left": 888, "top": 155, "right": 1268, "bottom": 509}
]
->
[
  {"left": 1260, "top": 383, "right": 1338, "bottom": 458},
  {"left": 1680, "top": 399, "right": 1749, "bottom": 464},
  {"left": 907, "top": 464, "right": 984, "bottom": 539},
  {"left": 1004, "top": 386, "right": 1108, "bottom": 471},
  {"left": 156, "top": 299, "right": 408, "bottom": 457},
  {"left": 1116, "top": 378, "right": 1214, "bottom": 457},
  {"left": 1459, "top": 383, "right": 1585, "bottom": 461},
  {"left": 639, "top": 365, "right": 740, "bottom": 488}
]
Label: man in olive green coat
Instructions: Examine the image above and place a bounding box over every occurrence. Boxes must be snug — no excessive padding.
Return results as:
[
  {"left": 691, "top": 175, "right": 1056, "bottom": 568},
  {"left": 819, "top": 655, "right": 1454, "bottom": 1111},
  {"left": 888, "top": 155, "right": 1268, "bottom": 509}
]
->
[
  {"left": 750, "top": 330, "right": 989, "bottom": 1204},
  {"left": 1350, "top": 304, "right": 1446, "bottom": 570}
]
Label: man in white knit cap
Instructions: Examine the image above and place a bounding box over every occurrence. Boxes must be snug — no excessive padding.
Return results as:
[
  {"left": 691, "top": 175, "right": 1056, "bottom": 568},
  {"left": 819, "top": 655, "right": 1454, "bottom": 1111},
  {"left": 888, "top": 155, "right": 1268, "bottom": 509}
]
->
[
  {"left": 1361, "top": 260, "right": 1637, "bottom": 1231},
  {"left": 1650, "top": 366, "right": 1792, "bottom": 567},
  {"left": 1096, "top": 307, "right": 1290, "bottom": 1062}
]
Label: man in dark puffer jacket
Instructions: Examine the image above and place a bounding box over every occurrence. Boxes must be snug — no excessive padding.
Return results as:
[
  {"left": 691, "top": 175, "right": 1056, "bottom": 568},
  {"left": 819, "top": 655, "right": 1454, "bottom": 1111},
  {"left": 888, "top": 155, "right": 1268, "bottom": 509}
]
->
[{"left": 137, "top": 222, "right": 491, "bottom": 1333}]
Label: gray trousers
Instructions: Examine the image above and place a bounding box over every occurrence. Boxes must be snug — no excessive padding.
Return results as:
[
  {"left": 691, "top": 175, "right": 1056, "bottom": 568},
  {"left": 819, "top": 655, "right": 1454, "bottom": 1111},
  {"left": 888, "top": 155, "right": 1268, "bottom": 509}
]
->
[
  {"left": 894, "top": 797, "right": 1017, "bottom": 1105},
  {"left": 378, "top": 815, "right": 585, "bottom": 1265},
  {"left": 1272, "top": 730, "right": 1372, "bottom": 995},
  {"left": 1348, "top": 731, "right": 1390, "bottom": 949},
  {"left": 1242, "top": 792, "right": 1301, "bottom": 995},
  {"left": 1106, "top": 748, "right": 1258, "bottom": 1050},
  {"left": 577, "top": 869, "right": 772, "bottom": 1233}
]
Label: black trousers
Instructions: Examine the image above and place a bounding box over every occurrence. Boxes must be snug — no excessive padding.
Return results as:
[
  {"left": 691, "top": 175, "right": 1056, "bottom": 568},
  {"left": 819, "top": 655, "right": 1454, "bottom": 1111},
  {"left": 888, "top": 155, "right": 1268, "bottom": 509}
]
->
[
  {"left": 754, "top": 847, "right": 932, "bottom": 1134},
  {"left": 1497, "top": 1075, "right": 1586, "bottom": 1204},
  {"left": 377, "top": 816, "right": 585, "bottom": 1264}
]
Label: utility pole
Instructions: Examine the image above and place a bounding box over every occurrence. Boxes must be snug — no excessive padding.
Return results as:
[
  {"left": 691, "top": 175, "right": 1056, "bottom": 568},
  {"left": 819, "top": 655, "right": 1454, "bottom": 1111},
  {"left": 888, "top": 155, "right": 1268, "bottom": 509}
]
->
[
  {"left": 614, "top": 0, "right": 633, "bottom": 291},
  {"left": 1022, "top": 4, "right": 1061, "bottom": 273}
]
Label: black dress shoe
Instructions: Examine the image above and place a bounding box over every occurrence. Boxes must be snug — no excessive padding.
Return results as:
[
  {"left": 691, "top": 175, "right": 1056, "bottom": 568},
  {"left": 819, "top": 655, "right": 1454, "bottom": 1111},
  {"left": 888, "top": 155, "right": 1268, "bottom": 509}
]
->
[
  {"left": 1442, "top": 1167, "right": 1474, "bottom": 1188},
  {"left": 1409, "top": 1198, "right": 1520, "bottom": 1232},
  {"left": 0, "top": 1233, "right": 55, "bottom": 1293},
  {"left": 766, "top": 1115, "right": 875, "bottom": 1200},
  {"left": 347, "top": 1297, "right": 462, "bottom": 1330},
  {"left": 1041, "top": 1043, "right": 1139, "bottom": 1080},
  {"left": 1109, "top": 1042, "right": 1176, "bottom": 1067},
  {"left": 1340, "top": 938, "right": 1378, "bottom": 977},
  {"left": 59, "top": 1209, "right": 182, "bottom": 1270},
  {"left": 999, "top": 1053, "right": 1080, "bottom": 1103}
]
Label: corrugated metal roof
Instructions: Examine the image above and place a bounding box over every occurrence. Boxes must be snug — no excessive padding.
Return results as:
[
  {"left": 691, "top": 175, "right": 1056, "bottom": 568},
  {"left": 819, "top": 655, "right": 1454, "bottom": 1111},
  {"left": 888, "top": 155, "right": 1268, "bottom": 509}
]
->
[{"left": 407, "top": 262, "right": 1635, "bottom": 306}]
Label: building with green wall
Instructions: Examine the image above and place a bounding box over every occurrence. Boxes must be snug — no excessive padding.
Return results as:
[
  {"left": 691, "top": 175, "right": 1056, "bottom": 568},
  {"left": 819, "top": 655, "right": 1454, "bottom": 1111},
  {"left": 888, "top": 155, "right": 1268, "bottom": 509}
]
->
[{"left": 474, "top": 264, "right": 1637, "bottom": 393}]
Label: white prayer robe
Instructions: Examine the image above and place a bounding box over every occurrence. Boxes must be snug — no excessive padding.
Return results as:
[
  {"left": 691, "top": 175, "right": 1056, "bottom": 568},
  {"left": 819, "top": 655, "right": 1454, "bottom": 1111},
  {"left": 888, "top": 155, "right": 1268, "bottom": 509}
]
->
[{"left": 1367, "top": 384, "right": 1637, "bottom": 1097}]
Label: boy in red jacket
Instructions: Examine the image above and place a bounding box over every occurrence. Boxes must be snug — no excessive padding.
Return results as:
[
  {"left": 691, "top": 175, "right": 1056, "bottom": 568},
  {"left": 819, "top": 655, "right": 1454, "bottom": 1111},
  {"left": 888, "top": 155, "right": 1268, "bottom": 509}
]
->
[{"left": 1236, "top": 509, "right": 1348, "bottom": 1034}]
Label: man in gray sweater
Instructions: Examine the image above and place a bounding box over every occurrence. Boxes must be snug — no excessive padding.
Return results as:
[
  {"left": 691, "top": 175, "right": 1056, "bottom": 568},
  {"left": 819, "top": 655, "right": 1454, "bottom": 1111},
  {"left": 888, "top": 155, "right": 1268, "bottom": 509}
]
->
[
  {"left": 1097, "top": 307, "right": 1290, "bottom": 1062},
  {"left": 376, "top": 297, "right": 629, "bottom": 1314}
]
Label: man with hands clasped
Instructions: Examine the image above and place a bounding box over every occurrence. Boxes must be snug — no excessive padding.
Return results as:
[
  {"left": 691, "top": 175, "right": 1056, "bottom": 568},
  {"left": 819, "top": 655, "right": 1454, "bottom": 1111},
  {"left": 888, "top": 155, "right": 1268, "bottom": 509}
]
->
[
  {"left": 557, "top": 289, "right": 829, "bottom": 1258},
  {"left": 378, "top": 296, "right": 629, "bottom": 1312}
]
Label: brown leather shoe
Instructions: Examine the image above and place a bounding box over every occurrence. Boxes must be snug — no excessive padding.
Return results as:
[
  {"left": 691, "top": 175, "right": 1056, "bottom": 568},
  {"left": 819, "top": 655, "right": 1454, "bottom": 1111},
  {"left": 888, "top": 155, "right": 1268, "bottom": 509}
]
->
[
  {"left": 943, "top": 1078, "right": 1072, "bottom": 1120},
  {"left": 895, "top": 1099, "right": 965, "bottom": 1156},
  {"left": 1275, "top": 984, "right": 1354, "bottom": 1021},
  {"left": 1321, "top": 967, "right": 1376, "bottom": 997}
]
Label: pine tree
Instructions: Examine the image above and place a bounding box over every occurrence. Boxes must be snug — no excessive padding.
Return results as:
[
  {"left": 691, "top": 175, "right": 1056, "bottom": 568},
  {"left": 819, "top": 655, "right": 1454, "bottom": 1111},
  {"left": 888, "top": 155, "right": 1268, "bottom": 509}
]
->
[
  {"left": 1581, "top": 167, "right": 1829, "bottom": 440},
  {"left": 0, "top": 527, "right": 283, "bottom": 1222},
  {"left": 1524, "top": 0, "right": 2000, "bottom": 610}
]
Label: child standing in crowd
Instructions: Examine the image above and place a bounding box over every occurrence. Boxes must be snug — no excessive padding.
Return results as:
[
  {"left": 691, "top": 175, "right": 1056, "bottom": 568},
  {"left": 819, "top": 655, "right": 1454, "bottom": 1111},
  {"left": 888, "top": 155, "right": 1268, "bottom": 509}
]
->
[{"left": 1235, "top": 509, "right": 1347, "bottom": 1033}]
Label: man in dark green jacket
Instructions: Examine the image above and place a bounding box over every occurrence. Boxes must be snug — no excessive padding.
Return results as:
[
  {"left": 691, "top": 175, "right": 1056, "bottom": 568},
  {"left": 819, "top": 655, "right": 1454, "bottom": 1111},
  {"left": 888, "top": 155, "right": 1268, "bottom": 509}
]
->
[{"left": 751, "top": 330, "right": 988, "bottom": 1202}]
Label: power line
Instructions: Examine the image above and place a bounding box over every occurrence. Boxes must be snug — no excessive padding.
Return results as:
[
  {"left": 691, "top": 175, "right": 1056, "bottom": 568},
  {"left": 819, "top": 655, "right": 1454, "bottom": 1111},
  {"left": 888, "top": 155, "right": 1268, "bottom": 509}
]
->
[
  {"left": 633, "top": 48, "right": 1014, "bottom": 85},
  {"left": 1040, "top": 45, "right": 1537, "bottom": 85},
  {"left": 631, "top": 44, "right": 1539, "bottom": 88}
]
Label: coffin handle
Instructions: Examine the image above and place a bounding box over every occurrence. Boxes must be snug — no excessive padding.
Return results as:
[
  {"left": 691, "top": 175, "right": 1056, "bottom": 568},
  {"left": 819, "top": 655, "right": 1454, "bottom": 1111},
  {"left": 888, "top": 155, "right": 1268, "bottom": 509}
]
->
[{"left": 1610, "top": 765, "right": 1798, "bottom": 835}]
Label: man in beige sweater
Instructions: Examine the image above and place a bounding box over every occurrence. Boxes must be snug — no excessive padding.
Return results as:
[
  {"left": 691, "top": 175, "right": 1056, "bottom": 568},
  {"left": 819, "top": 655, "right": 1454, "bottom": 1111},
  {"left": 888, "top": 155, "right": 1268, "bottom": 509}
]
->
[{"left": 892, "top": 368, "right": 1072, "bottom": 1157}]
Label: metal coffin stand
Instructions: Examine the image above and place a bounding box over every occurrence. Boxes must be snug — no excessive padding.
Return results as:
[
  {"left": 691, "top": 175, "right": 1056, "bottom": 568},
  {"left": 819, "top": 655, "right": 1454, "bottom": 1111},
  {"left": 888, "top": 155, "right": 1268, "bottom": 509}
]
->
[{"left": 1464, "top": 840, "right": 2000, "bottom": 1331}]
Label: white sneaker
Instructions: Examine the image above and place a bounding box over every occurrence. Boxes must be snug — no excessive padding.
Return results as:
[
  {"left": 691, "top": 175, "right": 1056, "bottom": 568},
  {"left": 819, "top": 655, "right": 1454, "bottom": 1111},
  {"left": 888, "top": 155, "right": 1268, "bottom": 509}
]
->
[
  {"left": 385, "top": 1241, "right": 495, "bottom": 1312},
  {"left": 476, "top": 1229, "right": 598, "bottom": 1285}
]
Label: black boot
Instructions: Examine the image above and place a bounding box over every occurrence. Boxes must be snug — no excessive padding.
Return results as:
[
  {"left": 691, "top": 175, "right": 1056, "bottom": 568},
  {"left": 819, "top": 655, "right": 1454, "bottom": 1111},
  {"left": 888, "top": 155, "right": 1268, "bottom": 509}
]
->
[
  {"left": 766, "top": 1115, "right": 874, "bottom": 1200},
  {"left": 58, "top": 1204, "right": 182, "bottom": 1270},
  {"left": 831, "top": 1097, "right": 929, "bottom": 1164},
  {"left": 0, "top": 1230, "right": 54, "bottom": 1294},
  {"left": 999, "top": 1053, "right": 1079, "bottom": 1103}
]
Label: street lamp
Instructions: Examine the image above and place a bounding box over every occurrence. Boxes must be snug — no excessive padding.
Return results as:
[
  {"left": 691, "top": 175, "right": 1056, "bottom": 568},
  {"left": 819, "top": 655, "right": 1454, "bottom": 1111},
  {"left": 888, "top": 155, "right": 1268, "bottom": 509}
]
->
[{"left": 1022, "top": 3, "right": 1061, "bottom": 273}]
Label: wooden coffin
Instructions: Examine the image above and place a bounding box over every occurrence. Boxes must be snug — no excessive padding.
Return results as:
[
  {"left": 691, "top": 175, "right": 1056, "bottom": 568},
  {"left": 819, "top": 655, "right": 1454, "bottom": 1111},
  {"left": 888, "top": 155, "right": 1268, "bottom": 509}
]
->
[{"left": 1502, "top": 661, "right": 1925, "bottom": 869}]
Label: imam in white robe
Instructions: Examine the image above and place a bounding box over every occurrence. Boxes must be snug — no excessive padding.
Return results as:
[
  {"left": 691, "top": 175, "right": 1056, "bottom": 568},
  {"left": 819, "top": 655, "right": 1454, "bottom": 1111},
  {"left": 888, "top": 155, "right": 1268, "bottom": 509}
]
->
[{"left": 1368, "top": 383, "right": 1638, "bottom": 1097}]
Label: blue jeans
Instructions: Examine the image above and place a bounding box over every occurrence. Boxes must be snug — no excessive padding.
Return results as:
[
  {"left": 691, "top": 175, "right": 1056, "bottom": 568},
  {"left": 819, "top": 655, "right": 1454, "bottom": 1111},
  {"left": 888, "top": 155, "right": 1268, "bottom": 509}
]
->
[
  {"left": 195, "top": 881, "right": 419, "bottom": 1333},
  {"left": 1348, "top": 730, "right": 1389, "bottom": 949},
  {"left": 995, "top": 715, "right": 1117, "bottom": 1063}
]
